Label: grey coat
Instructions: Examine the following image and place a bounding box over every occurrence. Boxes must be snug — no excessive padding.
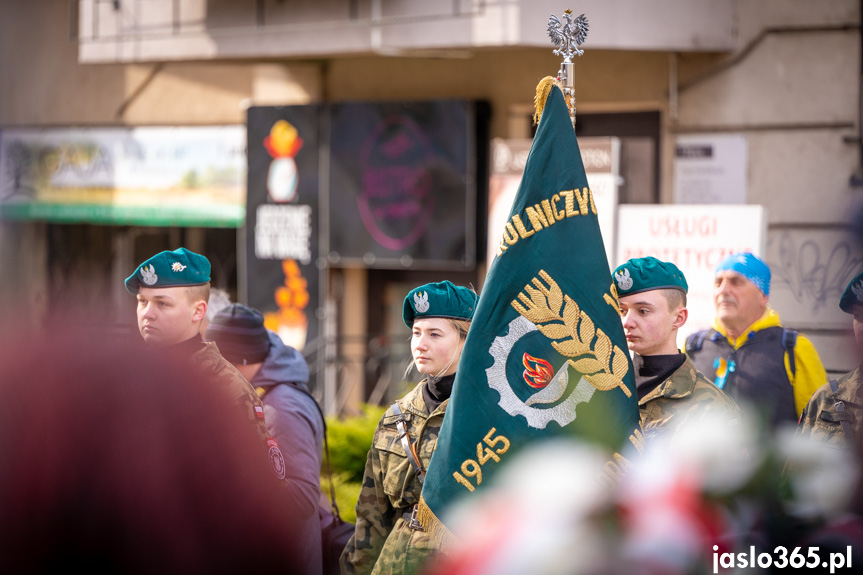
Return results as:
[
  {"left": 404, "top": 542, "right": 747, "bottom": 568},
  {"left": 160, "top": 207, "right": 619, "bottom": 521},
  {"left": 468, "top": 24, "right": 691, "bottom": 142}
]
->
[{"left": 253, "top": 330, "right": 325, "bottom": 575}]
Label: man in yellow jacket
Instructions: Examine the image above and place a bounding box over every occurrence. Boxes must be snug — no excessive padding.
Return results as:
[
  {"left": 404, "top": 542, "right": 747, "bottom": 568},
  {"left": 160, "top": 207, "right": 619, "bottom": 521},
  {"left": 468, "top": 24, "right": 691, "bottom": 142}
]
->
[{"left": 685, "top": 252, "right": 826, "bottom": 430}]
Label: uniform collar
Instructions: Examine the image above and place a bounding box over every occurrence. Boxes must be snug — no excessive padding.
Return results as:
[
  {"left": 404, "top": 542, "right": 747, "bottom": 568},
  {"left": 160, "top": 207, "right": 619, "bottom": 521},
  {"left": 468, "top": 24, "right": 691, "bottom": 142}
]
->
[
  {"left": 400, "top": 378, "right": 450, "bottom": 418},
  {"left": 156, "top": 334, "right": 205, "bottom": 358},
  {"left": 638, "top": 355, "right": 699, "bottom": 405},
  {"left": 192, "top": 339, "right": 216, "bottom": 353},
  {"left": 712, "top": 307, "right": 782, "bottom": 349}
]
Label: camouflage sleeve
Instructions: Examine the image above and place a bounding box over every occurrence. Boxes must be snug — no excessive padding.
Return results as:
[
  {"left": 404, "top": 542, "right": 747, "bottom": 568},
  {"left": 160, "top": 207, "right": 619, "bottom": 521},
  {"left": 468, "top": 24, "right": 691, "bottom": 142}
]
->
[
  {"left": 700, "top": 387, "right": 742, "bottom": 424},
  {"left": 199, "top": 348, "right": 289, "bottom": 483},
  {"left": 797, "top": 384, "right": 830, "bottom": 436},
  {"left": 669, "top": 381, "right": 742, "bottom": 438},
  {"left": 340, "top": 424, "right": 396, "bottom": 575}
]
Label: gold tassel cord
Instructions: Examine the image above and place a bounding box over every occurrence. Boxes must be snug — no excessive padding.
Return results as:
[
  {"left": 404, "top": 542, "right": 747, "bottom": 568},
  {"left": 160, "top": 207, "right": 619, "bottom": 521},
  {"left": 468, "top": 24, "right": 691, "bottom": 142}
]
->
[
  {"left": 416, "top": 494, "right": 459, "bottom": 553},
  {"left": 533, "top": 76, "right": 562, "bottom": 125}
]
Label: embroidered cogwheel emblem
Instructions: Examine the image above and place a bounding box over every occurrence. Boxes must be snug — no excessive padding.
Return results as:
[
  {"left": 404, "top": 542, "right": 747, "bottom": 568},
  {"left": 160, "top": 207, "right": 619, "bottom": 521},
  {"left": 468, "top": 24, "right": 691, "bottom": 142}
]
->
[
  {"left": 614, "top": 268, "right": 633, "bottom": 291},
  {"left": 140, "top": 264, "right": 158, "bottom": 286},
  {"left": 486, "top": 316, "right": 596, "bottom": 430}
]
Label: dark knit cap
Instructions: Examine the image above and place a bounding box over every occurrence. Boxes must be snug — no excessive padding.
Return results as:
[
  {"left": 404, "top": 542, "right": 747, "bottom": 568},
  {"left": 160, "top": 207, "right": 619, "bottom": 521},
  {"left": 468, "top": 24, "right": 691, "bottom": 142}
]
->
[{"left": 205, "top": 304, "right": 271, "bottom": 365}]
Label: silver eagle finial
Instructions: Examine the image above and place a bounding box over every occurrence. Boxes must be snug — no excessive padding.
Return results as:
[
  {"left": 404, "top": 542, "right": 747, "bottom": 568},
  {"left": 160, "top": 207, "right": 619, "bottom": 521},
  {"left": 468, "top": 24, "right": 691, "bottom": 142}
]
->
[
  {"left": 547, "top": 10, "right": 589, "bottom": 128},
  {"left": 547, "top": 9, "right": 589, "bottom": 62}
]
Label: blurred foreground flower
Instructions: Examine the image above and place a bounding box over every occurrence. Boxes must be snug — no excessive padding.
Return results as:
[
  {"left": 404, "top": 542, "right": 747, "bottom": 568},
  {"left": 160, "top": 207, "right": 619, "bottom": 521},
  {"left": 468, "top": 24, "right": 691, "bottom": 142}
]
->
[
  {"left": 422, "top": 407, "right": 863, "bottom": 575},
  {"left": 425, "top": 440, "right": 613, "bottom": 575}
]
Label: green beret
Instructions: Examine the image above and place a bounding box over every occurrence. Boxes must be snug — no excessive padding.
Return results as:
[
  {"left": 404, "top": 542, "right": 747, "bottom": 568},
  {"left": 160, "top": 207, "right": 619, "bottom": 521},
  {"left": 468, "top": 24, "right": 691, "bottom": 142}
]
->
[
  {"left": 839, "top": 270, "right": 863, "bottom": 313},
  {"left": 124, "top": 247, "right": 211, "bottom": 295},
  {"left": 403, "top": 280, "right": 477, "bottom": 327},
  {"left": 612, "top": 256, "right": 688, "bottom": 297}
]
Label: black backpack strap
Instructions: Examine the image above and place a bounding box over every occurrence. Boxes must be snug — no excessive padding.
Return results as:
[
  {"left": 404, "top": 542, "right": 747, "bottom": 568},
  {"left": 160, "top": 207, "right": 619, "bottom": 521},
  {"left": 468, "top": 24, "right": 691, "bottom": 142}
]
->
[
  {"left": 686, "top": 329, "right": 710, "bottom": 353},
  {"left": 829, "top": 379, "right": 854, "bottom": 442},
  {"left": 782, "top": 329, "right": 799, "bottom": 378}
]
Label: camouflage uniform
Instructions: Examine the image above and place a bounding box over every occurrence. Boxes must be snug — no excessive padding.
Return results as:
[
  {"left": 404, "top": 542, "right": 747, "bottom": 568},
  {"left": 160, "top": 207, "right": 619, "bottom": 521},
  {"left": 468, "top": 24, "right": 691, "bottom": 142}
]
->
[
  {"left": 193, "top": 342, "right": 286, "bottom": 479},
  {"left": 341, "top": 381, "right": 445, "bottom": 575},
  {"left": 798, "top": 367, "right": 863, "bottom": 448},
  {"left": 639, "top": 355, "right": 742, "bottom": 441}
]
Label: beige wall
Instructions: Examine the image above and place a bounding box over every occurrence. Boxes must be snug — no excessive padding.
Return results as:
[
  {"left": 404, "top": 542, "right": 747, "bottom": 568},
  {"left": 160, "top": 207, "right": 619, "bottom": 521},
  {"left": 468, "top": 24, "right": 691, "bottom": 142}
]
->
[
  {"left": 675, "top": 0, "right": 861, "bottom": 372},
  {"left": 75, "top": 0, "right": 735, "bottom": 63}
]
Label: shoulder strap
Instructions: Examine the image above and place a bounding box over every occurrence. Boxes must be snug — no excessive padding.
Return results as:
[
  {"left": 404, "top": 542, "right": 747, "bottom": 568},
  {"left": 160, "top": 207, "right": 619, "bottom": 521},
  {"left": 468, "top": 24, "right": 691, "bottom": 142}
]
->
[
  {"left": 390, "top": 402, "right": 426, "bottom": 484},
  {"left": 782, "top": 329, "right": 799, "bottom": 378},
  {"left": 258, "top": 383, "right": 344, "bottom": 521},
  {"left": 829, "top": 379, "right": 854, "bottom": 442},
  {"left": 686, "top": 329, "right": 710, "bottom": 353}
]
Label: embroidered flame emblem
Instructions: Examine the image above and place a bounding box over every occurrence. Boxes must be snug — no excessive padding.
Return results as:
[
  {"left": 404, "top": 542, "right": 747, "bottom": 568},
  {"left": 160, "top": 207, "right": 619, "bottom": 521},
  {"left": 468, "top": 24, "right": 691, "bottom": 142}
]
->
[{"left": 523, "top": 353, "right": 554, "bottom": 388}]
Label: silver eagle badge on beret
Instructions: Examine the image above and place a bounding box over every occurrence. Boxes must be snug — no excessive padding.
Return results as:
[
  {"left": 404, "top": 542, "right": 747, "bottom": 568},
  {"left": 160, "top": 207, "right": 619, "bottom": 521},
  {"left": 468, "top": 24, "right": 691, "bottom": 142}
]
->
[{"left": 140, "top": 264, "right": 158, "bottom": 286}]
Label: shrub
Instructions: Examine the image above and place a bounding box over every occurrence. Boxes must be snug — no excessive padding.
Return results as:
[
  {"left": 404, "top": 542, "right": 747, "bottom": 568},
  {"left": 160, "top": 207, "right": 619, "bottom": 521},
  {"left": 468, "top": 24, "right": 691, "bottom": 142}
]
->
[
  {"left": 320, "top": 404, "right": 387, "bottom": 522},
  {"left": 324, "top": 404, "right": 387, "bottom": 483}
]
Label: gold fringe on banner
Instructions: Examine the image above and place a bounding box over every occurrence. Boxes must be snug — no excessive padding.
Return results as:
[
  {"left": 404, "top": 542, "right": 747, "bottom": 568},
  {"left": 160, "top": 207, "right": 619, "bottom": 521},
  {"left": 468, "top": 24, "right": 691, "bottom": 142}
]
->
[
  {"left": 533, "top": 76, "right": 563, "bottom": 125},
  {"left": 416, "top": 494, "right": 459, "bottom": 553}
]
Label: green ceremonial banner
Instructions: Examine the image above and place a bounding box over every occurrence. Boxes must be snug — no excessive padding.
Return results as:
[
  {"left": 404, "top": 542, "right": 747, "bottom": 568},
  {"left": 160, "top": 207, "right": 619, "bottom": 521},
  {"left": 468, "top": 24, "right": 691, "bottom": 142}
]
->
[{"left": 417, "top": 84, "right": 641, "bottom": 545}]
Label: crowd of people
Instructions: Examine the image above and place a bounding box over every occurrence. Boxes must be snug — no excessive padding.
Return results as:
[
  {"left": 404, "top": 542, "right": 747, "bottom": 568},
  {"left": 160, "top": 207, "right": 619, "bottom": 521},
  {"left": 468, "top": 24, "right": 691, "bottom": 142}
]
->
[{"left": 3, "top": 243, "right": 862, "bottom": 574}]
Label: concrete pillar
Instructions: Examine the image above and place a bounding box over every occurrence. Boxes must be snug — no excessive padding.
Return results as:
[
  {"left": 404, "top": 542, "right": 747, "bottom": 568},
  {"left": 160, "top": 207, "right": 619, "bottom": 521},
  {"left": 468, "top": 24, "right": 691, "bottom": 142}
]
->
[{"left": 338, "top": 266, "right": 368, "bottom": 415}]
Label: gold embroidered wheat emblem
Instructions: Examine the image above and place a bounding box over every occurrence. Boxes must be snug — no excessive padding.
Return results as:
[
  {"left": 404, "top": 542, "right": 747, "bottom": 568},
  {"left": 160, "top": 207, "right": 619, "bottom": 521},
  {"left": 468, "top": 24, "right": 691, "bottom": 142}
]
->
[{"left": 511, "top": 270, "right": 632, "bottom": 398}]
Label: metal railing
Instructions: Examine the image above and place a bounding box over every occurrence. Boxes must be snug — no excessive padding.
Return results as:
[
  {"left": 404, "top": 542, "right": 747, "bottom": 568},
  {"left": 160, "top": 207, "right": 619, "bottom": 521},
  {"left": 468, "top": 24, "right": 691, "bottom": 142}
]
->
[{"left": 302, "top": 333, "right": 413, "bottom": 416}]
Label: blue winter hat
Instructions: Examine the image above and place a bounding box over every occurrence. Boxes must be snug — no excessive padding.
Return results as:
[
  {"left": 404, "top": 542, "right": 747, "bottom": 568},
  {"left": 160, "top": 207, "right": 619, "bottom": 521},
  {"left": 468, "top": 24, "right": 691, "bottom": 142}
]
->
[
  {"left": 715, "top": 252, "right": 771, "bottom": 296},
  {"left": 403, "top": 280, "right": 477, "bottom": 328}
]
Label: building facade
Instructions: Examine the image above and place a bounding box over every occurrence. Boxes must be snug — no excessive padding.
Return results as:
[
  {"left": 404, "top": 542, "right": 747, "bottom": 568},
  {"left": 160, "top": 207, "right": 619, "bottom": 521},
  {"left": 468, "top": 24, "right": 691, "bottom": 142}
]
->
[{"left": 1, "top": 0, "right": 860, "bottom": 411}]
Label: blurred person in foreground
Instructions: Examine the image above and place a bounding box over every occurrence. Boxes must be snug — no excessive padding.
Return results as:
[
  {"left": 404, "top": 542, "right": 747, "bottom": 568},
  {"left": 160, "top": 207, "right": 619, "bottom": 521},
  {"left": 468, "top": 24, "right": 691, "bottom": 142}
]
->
[
  {"left": 206, "top": 304, "right": 326, "bottom": 575},
  {"left": 685, "top": 252, "right": 827, "bottom": 430},
  {"left": 340, "top": 281, "right": 477, "bottom": 575},
  {"left": 0, "top": 329, "right": 300, "bottom": 573},
  {"left": 614, "top": 257, "right": 741, "bottom": 441},
  {"left": 799, "top": 270, "right": 863, "bottom": 446}
]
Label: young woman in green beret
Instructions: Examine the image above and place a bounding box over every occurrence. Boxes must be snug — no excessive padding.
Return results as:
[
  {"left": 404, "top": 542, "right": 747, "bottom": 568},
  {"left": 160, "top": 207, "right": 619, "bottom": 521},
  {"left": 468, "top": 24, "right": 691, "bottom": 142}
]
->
[{"left": 341, "top": 280, "right": 477, "bottom": 575}]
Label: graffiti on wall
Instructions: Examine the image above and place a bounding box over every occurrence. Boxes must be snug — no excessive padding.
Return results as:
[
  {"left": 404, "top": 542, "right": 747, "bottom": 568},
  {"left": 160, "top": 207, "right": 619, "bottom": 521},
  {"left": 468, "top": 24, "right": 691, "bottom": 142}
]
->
[{"left": 766, "top": 230, "right": 863, "bottom": 327}]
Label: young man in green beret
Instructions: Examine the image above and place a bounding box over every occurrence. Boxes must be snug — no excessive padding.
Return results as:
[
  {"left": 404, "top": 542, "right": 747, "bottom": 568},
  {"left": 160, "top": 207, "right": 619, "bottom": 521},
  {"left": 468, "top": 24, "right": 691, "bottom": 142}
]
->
[
  {"left": 125, "top": 248, "right": 288, "bottom": 482},
  {"left": 613, "top": 257, "right": 741, "bottom": 441},
  {"left": 798, "top": 271, "right": 863, "bottom": 447}
]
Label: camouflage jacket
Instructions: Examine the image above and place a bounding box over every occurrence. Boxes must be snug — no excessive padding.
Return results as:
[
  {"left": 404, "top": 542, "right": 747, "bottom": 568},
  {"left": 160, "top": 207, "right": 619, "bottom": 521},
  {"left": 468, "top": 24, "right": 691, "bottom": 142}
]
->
[
  {"left": 639, "top": 354, "right": 742, "bottom": 442},
  {"left": 341, "top": 380, "right": 446, "bottom": 575},
  {"left": 192, "top": 342, "right": 287, "bottom": 479},
  {"left": 798, "top": 367, "right": 862, "bottom": 448}
]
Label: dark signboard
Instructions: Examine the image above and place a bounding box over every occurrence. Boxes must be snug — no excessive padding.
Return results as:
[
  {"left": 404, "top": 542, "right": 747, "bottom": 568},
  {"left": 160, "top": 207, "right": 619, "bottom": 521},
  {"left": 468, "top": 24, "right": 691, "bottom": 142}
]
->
[
  {"left": 246, "top": 106, "right": 320, "bottom": 353},
  {"left": 328, "top": 101, "right": 477, "bottom": 268}
]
